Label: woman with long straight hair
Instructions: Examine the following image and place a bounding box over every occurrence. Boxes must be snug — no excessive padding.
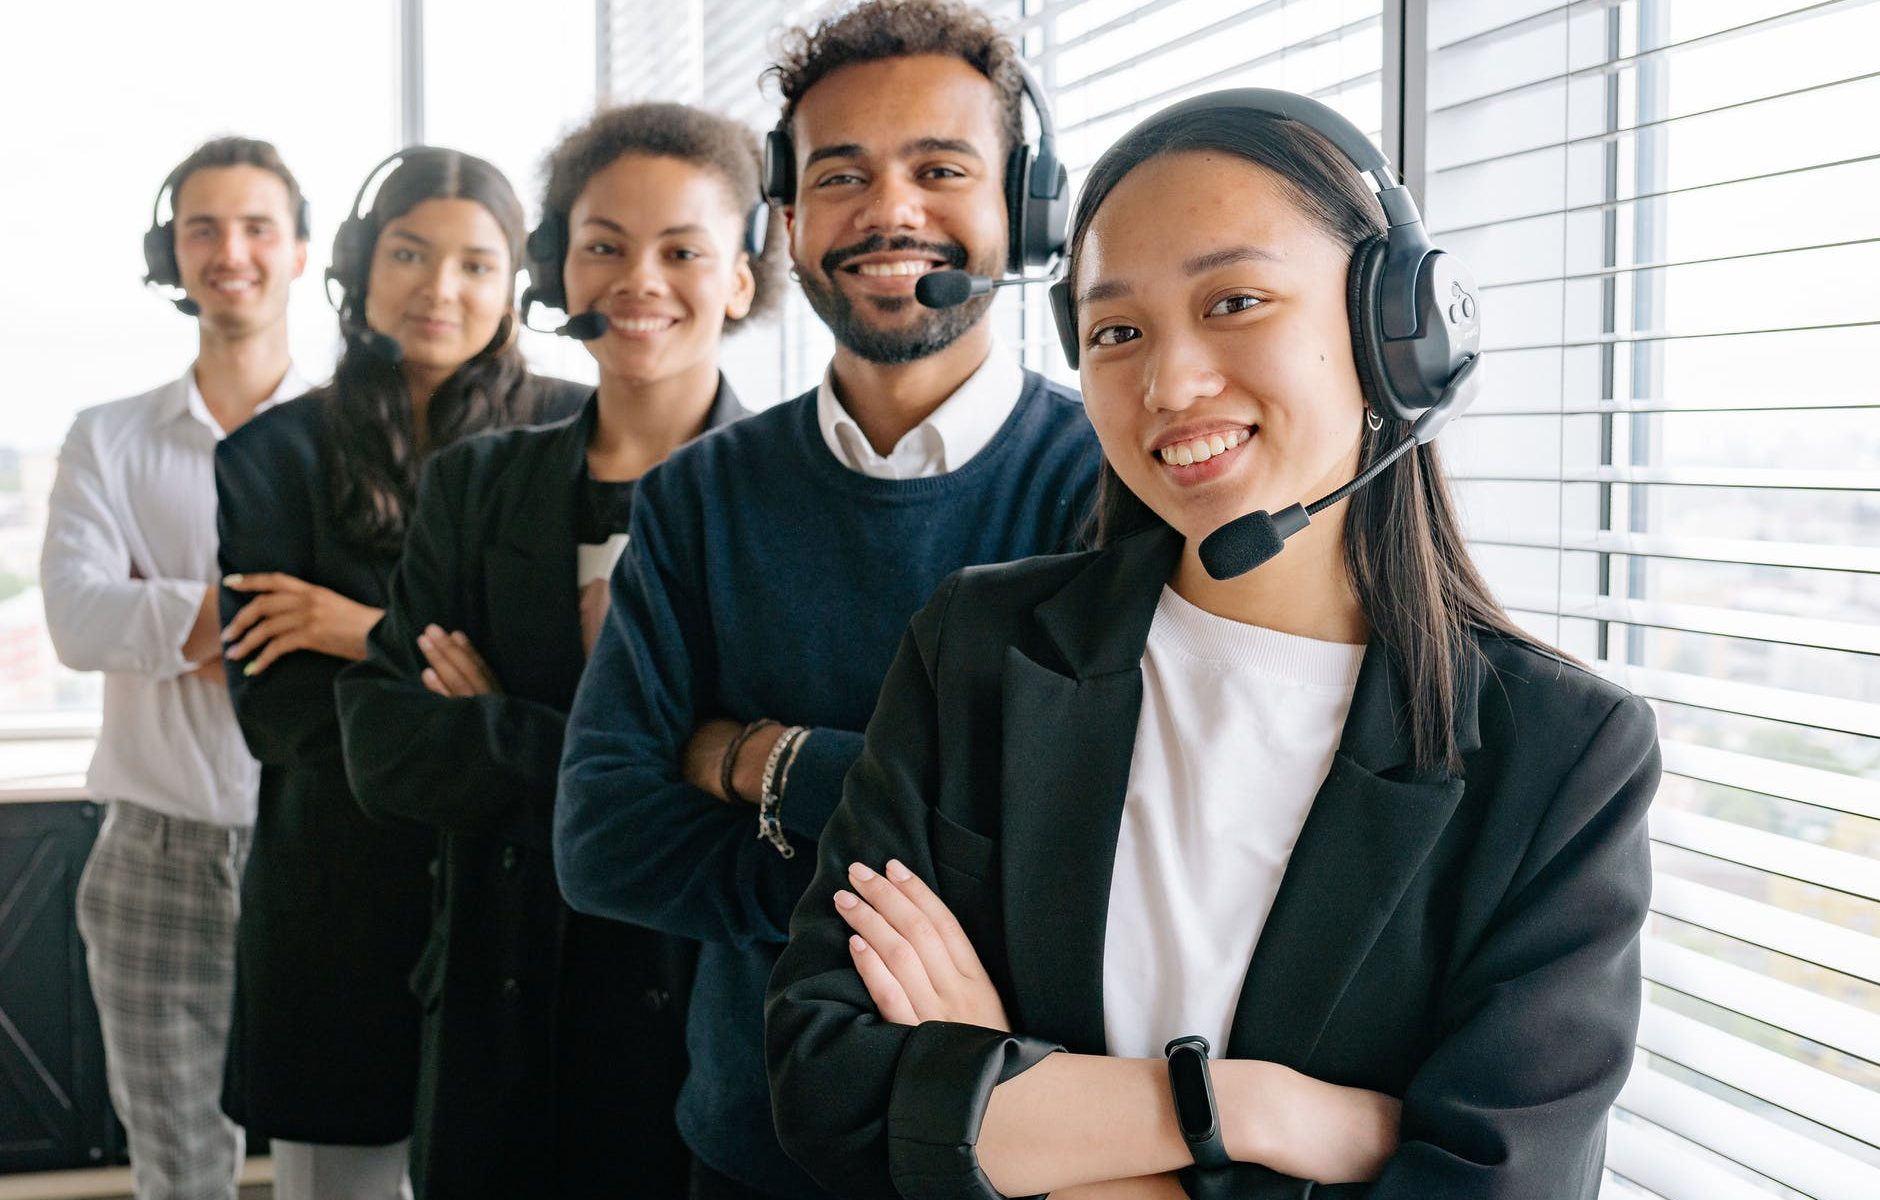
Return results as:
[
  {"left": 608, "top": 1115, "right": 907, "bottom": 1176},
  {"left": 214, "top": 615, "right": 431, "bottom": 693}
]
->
[
  {"left": 214, "top": 146, "right": 582, "bottom": 1200},
  {"left": 767, "top": 92, "right": 1658, "bottom": 1200},
  {"left": 334, "top": 103, "right": 781, "bottom": 1199}
]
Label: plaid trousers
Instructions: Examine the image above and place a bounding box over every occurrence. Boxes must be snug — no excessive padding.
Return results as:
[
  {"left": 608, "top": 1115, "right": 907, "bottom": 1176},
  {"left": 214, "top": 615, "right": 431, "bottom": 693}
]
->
[{"left": 76, "top": 800, "right": 250, "bottom": 1200}]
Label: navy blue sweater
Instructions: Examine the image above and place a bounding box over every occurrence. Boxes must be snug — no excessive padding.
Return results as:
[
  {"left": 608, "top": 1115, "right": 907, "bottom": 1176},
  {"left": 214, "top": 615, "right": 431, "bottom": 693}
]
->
[{"left": 555, "top": 371, "right": 1099, "bottom": 1196}]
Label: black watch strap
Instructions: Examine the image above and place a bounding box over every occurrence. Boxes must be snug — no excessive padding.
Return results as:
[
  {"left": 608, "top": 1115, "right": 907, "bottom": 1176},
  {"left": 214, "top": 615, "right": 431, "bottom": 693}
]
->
[{"left": 1164, "top": 1034, "right": 1231, "bottom": 1170}]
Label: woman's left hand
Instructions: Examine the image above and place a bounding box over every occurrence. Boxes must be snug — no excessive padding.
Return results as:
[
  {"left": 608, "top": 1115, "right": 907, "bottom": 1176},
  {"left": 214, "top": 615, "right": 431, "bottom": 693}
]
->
[
  {"left": 835, "top": 859, "right": 1010, "bottom": 1031},
  {"left": 222, "top": 572, "right": 383, "bottom": 673}
]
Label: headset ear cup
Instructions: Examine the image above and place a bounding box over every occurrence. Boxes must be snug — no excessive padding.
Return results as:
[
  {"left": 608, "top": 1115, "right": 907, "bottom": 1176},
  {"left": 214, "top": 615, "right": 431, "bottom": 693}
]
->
[
  {"left": 1347, "top": 234, "right": 1405, "bottom": 421},
  {"left": 1031, "top": 158, "right": 1070, "bottom": 266},
  {"left": 744, "top": 202, "right": 770, "bottom": 259},
  {"left": 327, "top": 216, "right": 378, "bottom": 326},
  {"left": 142, "top": 222, "right": 179, "bottom": 288},
  {"left": 1003, "top": 143, "right": 1031, "bottom": 275},
  {"left": 525, "top": 215, "right": 567, "bottom": 312},
  {"left": 1048, "top": 276, "right": 1079, "bottom": 368},
  {"left": 763, "top": 128, "right": 795, "bottom": 207}
]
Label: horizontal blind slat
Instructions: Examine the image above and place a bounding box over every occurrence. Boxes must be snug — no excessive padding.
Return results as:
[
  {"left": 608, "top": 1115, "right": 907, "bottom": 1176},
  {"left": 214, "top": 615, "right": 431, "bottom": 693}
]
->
[
  {"left": 1602, "top": 1115, "right": 1788, "bottom": 1200},
  {"left": 1658, "top": 740, "right": 1880, "bottom": 822},
  {"left": 1650, "top": 809, "right": 1880, "bottom": 901},
  {"left": 1642, "top": 939, "right": 1880, "bottom": 1066},
  {"left": 1634, "top": 1004, "right": 1880, "bottom": 1146},
  {"left": 1463, "top": 531, "right": 1880, "bottom": 573},
  {"left": 1594, "top": 664, "right": 1880, "bottom": 741},
  {"left": 1651, "top": 874, "right": 1880, "bottom": 985},
  {"left": 1616, "top": 1061, "right": 1880, "bottom": 1200}
]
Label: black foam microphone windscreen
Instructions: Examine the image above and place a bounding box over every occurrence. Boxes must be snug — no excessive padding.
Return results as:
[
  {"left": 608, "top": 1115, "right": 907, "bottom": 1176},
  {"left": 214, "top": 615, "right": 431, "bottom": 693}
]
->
[
  {"left": 355, "top": 329, "right": 405, "bottom": 365},
  {"left": 1198, "top": 504, "right": 1311, "bottom": 580},
  {"left": 558, "top": 311, "right": 609, "bottom": 341},
  {"left": 914, "top": 269, "right": 984, "bottom": 309}
]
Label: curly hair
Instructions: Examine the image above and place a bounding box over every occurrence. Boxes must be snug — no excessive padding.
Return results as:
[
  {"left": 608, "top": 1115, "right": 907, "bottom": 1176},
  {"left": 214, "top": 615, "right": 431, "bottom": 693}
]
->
[
  {"left": 768, "top": 0, "right": 1026, "bottom": 157},
  {"left": 540, "top": 102, "right": 782, "bottom": 324}
]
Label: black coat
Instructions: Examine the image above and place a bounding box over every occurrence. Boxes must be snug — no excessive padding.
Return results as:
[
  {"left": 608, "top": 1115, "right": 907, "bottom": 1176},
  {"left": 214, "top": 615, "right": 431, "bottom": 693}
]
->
[
  {"left": 215, "top": 378, "right": 582, "bottom": 1144},
  {"left": 767, "top": 524, "right": 1660, "bottom": 1200},
  {"left": 335, "top": 382, "right": 742, "bottom": 1196}
]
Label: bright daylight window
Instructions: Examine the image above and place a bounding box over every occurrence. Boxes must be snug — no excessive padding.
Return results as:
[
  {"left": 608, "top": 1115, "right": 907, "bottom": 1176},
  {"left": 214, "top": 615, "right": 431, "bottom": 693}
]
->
[
  {"left": 1425, "top": 1, "right": 1879, "bottom": 1195},
  {"left": 0, "top": 0, "right": 596, "bottom": 789},
  {"left": 3, "top": 0, "right": 1873, "bottom": 1190}
]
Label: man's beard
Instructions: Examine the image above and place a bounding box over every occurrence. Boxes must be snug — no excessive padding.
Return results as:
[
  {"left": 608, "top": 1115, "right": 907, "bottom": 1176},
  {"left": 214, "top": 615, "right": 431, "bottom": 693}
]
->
[{"left": 798, "top": 235, "right": 998, "bottom": 365}]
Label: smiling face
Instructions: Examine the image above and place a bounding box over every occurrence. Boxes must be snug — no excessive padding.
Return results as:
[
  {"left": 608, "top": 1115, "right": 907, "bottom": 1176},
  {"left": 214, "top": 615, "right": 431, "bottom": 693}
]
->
[
  {"left": 172, "top": 165, "right": 307, "bottom": 338},
  {"left": 562, "top": 153, "right": 755, "bottom": 388},
  {"left": 1074, "top": 150, "right": 1369, "bottom": 546},
  {"left": 362, "top": 197, "right": 513, "bottom": 375},
  {"left": 784, "top": 53, "right": 1010, "bottom": 364}
]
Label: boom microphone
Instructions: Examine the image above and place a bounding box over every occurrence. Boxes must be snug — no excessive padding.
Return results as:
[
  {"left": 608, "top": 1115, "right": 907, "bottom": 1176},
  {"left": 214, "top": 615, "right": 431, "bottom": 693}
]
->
[
  {"left": 353, "top": 328, "right": 406, "bottom": 365},
  {"left": 915, "top": 268, "right": 1057, "bottom": 310},
  {"left": 555, "top": 311, "right": 609, "bottom": 341},
  {"left": 1197, "top": 356, "right": 1480, "bottom": 580}
]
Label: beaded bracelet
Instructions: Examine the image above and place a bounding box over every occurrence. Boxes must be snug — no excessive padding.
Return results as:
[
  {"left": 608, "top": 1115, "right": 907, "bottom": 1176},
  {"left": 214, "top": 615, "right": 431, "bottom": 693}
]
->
[
  {"left": 758, "top": 725, "right": 809, "bottom": 859},
  {"left": 720, "top": 718, "right": 777, "bottom": 805}
]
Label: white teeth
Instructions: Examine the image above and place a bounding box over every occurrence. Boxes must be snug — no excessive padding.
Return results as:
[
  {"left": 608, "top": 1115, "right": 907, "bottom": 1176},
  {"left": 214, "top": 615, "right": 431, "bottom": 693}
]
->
[
  {"left": 612, "top": 317, "right": 675, "bottom": 332},
  {"left": 1158, "top": 427, "right": 1250, "bottom": 466},
  {"left": 211, "top": 279, "right": 254, "bottom": 292},
  {"left": 854, "top": 261, "right": 935, "bottom": 277}
]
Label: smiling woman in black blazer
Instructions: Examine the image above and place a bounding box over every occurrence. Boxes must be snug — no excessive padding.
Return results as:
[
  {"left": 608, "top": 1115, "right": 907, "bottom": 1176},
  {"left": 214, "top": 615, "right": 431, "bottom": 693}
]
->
[
  {"left": 333, "top": 104, "right": 779, "bottom": 1199},
  {"left": 215, "top": 147, "right": 580, "bottom": 1197},
  {"left": 766, "top": 92, "right": 1659, "bottom": 1200}
]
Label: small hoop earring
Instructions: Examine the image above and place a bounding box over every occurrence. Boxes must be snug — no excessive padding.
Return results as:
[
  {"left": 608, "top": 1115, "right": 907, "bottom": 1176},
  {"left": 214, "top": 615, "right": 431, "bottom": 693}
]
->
[
  {"left": 1365, "top": 408, "right": 1384, "bottom": 432},
  {"left": 787, "top": 266, "right": 803, "bottom": 284}
]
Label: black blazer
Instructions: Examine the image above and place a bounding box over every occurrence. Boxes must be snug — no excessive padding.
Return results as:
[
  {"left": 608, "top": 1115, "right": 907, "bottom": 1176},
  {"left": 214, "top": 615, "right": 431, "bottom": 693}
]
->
[
  {"left": 215, "top": 378, "right": 582, "bottom": 1144},
  {"left": 335, "top": 382, "right": 741, "bottom": 1196},
  {"left": 766, "top": 524, "right": 1659, "bottom": 1200}
]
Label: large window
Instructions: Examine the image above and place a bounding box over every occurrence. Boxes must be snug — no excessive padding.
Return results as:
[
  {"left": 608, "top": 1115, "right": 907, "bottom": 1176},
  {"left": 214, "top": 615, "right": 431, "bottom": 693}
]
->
[
  {"left": 0, "top": 1, "right": 404, "bottom": 779},
  {"left": 1425, "top": 1, "right": 1880, "bottom": 1194},
  {"left": 0, "top": 0, "right": 599, "bottom": 786}
]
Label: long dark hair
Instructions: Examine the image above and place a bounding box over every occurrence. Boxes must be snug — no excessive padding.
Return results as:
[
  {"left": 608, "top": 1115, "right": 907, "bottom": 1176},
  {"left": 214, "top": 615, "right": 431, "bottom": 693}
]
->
[
  {"left": 1069, "top": 107, "right": 1549, "bottom": 777},
  {"left": 322, "top": 147, "right": 544, "bottom": 555}
]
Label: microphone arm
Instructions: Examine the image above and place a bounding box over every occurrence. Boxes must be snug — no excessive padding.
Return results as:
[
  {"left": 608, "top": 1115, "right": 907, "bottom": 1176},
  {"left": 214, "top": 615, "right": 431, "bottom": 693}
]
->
[
  {"left": 915, "top": 266, "right": 1060, "bottom": 309},
  {"left": 1197, "top": 356, "right": 1479, "bottom": 580},
  {"left": 519, "top": 289, "right": 610, "bottom": 341}
]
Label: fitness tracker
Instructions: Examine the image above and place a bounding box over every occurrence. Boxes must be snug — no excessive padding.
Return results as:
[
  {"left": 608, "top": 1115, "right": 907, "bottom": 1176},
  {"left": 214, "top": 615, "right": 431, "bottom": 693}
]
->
[{"left": 1164, "top": 1034, "right": 1230, "bottom": 1169}]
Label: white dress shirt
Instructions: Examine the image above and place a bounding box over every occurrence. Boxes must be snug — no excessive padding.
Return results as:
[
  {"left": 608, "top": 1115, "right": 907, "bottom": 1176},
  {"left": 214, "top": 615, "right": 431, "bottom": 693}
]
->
[
  {"left": 1102, "top": 586, "right": 1364, "bottom": 1060},
  {"left": 41, "top": 365, "right": 308, "bottom": 826},
  {"left": 814, "top": 340, "right": 1025, "bottom": 478}
]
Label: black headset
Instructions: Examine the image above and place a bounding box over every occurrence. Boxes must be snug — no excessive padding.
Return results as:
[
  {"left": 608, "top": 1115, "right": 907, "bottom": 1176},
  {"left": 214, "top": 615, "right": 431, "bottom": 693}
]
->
[
  {"left": 522, "top": 189, "right": 771, "bottom": 319},
  {"left": 761, "top": 59, "right": 1070, "bottom": 276},
  {"left": 323, "top": 146, "right": 454, "bottom": 328},
  {"left": 143, "top": 164, "right": 312, "bottom": 315},
  {"left": 1048, "top": 88, "right": 1480, "bottom": 429}
]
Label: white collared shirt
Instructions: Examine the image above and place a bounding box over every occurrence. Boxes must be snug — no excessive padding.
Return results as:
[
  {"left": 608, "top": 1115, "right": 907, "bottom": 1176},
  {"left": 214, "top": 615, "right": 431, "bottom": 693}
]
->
[
  {"left": 1102, "top": 586, "right": 1364, "bottom": 1060},
  {"left": 814, "top": 340, "right": 1025, "bottom": 478},
  {"left": 40, "top": 364, "right": 308, "bottom": 827}
]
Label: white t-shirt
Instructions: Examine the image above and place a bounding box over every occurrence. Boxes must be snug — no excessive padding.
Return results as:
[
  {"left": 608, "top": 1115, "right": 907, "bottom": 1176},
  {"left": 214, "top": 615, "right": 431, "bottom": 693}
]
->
[{"left": 1102, "top": 586, "right": 1364, "bottom": 1060}]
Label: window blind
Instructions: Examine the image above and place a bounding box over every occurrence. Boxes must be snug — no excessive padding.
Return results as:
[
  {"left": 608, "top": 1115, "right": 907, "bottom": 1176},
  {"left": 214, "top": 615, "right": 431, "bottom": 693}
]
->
[{"left": 1422, "top": 2, "right": 1880, "bottom": 1196}]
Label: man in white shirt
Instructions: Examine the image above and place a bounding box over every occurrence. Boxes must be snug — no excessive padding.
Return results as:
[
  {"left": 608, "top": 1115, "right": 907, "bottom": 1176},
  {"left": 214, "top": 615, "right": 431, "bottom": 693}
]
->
[{"left": 40, "top": 136, "right": 310, "bottom": 1200}]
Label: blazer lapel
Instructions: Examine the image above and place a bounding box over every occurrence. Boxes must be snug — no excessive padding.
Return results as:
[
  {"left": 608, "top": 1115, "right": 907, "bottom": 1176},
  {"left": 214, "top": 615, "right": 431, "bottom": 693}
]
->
[
  {"left": 1000, "top": 527, "right": 1181, "bottom": 1054},
  {"left": 1224, "top": 642, "right": 1481, "bottom": 1067},
  {"left": 485, "top": 402, "right": 592, "bottom": 702}
]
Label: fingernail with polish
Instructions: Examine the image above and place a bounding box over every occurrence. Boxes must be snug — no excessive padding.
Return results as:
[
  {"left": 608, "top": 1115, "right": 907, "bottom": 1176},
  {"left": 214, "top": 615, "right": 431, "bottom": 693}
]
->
[
  {"left": 242, "top": 662, "right": 259, "bottom": 677},
  {"left": 834, "top": 890, "right": 859, "bottom": 910},
  {"left": 885, "top": 859, "right": 912, "bottom": 883},
  {"left": 222, "top": 574, "right": 243, "bottom": 586},
  {"left": 848, "top": 862, "right": 875, "bottom": 882}
]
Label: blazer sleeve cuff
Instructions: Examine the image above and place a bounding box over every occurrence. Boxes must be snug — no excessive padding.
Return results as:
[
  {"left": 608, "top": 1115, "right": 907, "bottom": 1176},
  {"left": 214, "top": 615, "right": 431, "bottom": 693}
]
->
[
  {"left": 1179, "top": 1163, "right": 1330, "bottom": 1200},
  {"left": 886, "top": 1022, "right": 1062, "bottom": 1200}
]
